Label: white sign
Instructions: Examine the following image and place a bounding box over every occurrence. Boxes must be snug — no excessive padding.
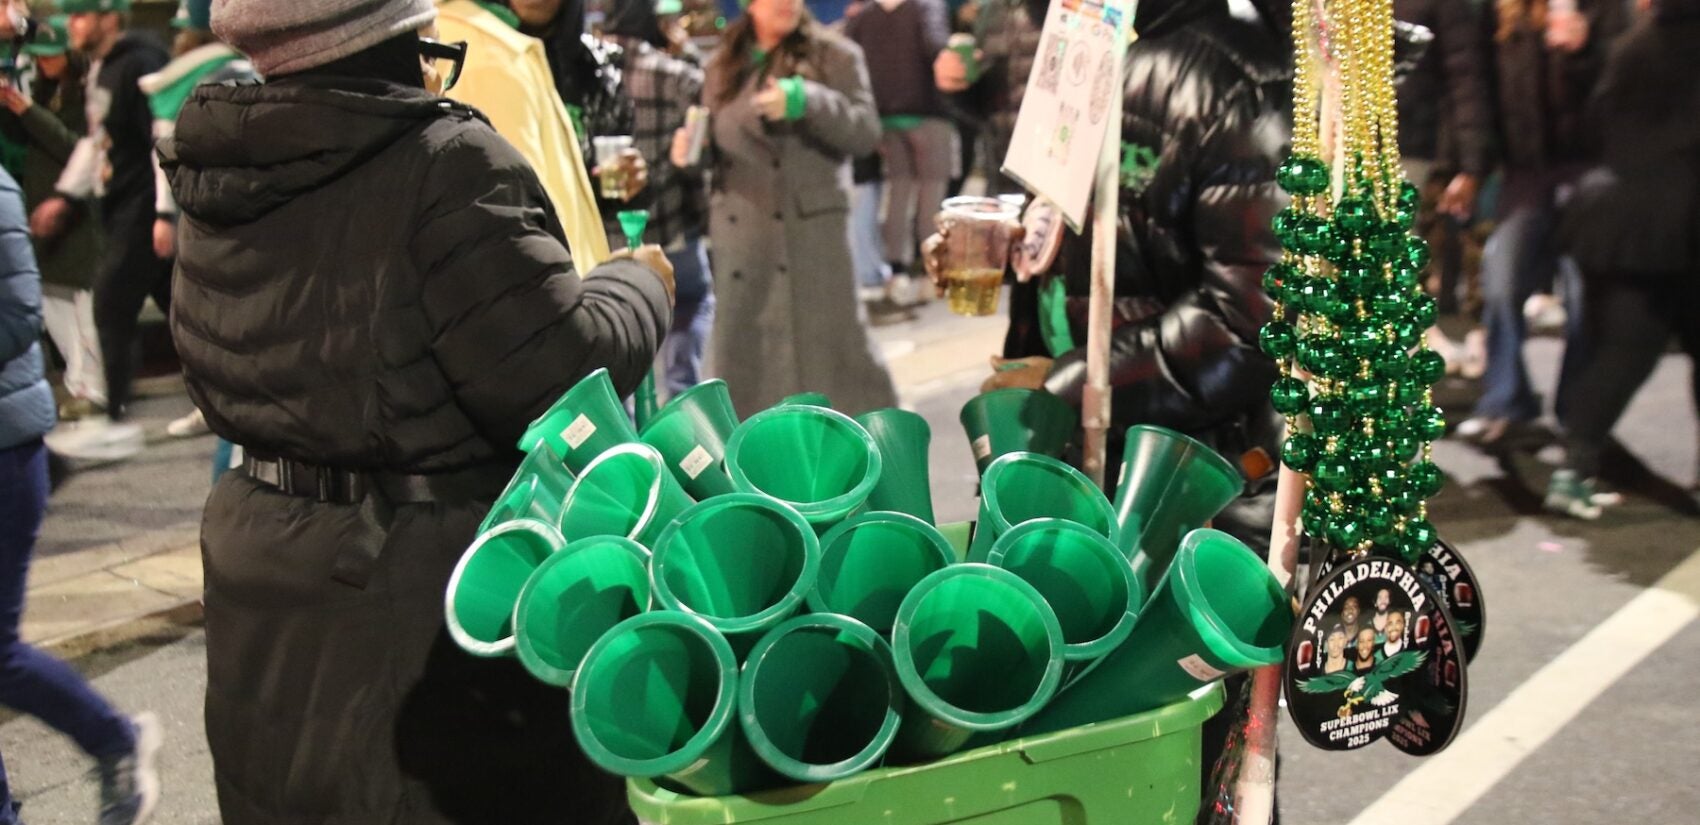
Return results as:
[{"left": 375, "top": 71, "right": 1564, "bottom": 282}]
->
[{"left": 1001, "top": 0, "right": 1135, "bottom": 231}]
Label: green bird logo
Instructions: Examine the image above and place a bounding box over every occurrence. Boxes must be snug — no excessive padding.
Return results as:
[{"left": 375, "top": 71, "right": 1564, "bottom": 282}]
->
[{"left": 1299, "top": 650, "right": 1427, "bottom": 718}]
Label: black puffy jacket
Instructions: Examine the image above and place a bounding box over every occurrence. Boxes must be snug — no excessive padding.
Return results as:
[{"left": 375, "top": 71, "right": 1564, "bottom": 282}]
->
[
  {"left": 1036, "top": 0, "right": 1290, "bottom": 449},
  {"left": 165, "top": 76, "right": 668, "bottom": 825},
  {"left": 1394, "top": 0, "right": 1495, "bottom": 175}
]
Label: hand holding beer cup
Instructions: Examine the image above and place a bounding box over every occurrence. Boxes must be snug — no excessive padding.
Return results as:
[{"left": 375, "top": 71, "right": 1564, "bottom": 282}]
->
[{"left": 921, "top": 196, "right": 1023, "bottom": 317}]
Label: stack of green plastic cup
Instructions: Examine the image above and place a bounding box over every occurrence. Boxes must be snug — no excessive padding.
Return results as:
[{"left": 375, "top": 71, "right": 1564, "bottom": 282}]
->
[
  {"left": 738, "top": 613, "right": 904, "bottom": 783},
  {"left": 445, "top": 518, "right": 565, "bottom": 657},
  {"left": 808, "top": 511, "right": 955, "bottom": 635},
  {"left": 958, "top": 388, "right": 1078, "bottom": 474},
  {"left": 890, "top": 564, "right": 1066, "bottom": 759},
  {"left": 853, "top": 408, "right": 936, "bottom": 523},
  {"left": 478, "top": 445, "right": 575, "bottom": 534},
  {"left": 639, "top": 379, "right": 739, "bottom": 500},
  {"left": 571, "top": 611, "right": 779, "bottom": 795},
  {"left": 1114, "top": 425, "right": 1245, "bottom": 588},
  {"left": 967, "top": 452, "right": 1118, "bottom": 562},
  {"left": 557, "top": 443, "right": 694, "bottom": 546},
  {"left": 1022, "top": 529, "right": 1291, "bottom": 735},
  {"left": 725, "top": 405, "right": 883, "bottom": 529},
  {"left": 513, "top": 535, "right": 651, "bottom": 687},
  {"left": 985, "top": 519, "right": 1144, "bottom": 665},
  {"left": 518, "top": 368, "right": 641, "bottom": 473}
]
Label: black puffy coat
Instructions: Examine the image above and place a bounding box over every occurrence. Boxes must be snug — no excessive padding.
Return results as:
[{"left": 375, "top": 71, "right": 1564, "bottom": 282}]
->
[
  {"left": 1394, "top": 0, "right": 1495, "bottom": 175},
  {"left": 165, "top": 76, "right": 668, "bottom": 824},
  {"left": 1032, "top": 0, "right": 1290, "bottom": 483},
  {"left": 1489, "top": 0, "right": 1628, "bottom": 170}
]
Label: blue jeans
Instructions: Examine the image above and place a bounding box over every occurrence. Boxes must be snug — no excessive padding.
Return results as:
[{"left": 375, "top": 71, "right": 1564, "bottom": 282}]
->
[
  {"left": 850, "top": 181, "right": 890, "bottom": 289},
  {"left": 662, "top": 236, "right": 716, "bottom": 397},
  {"left": 0, "top": 440, "right": 135, "bottom": 823},
  {"left": 1474, "top": 167, "right": 1589, "bottom": 421}
]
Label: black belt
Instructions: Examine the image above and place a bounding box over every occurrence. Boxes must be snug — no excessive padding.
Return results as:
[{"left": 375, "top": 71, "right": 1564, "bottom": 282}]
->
[{"left": 240, "top": 453, "right": 512, "bottom": 505}]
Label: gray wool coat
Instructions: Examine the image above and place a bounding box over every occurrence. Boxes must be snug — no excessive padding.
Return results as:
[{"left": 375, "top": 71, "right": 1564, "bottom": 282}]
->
[{"left": 703, "top": 27, "right": 899, "bottom": 417}]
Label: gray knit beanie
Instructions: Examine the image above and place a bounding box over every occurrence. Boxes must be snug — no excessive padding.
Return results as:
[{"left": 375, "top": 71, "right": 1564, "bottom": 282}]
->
[{"left": 211, "top": 0, "right": 437, "bottom": 76}]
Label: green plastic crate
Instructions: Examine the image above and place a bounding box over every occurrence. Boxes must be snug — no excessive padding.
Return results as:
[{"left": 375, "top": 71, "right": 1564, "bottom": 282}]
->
[{"left": 627, "top": 682, "right": 1225, "bottom": 825}]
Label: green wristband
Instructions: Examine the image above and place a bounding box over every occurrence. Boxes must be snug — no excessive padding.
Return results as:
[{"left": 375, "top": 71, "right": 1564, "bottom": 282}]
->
[{"left": 778, "top": 75, "right": 807, "bottom": 121}]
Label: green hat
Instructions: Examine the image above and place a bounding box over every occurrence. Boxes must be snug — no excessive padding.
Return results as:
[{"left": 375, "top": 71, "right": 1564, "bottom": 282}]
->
[
  {"left": 57, "top": 0, "right": 131, "bottom": 13},
  {"left": 23, "top": 16, "right": 70, "bottom": 57},
  {"left": 171, "top": 0, "right": 212, "bottom": 30}
]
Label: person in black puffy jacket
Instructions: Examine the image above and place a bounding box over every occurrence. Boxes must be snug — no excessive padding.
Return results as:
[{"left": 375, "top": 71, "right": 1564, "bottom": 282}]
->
[{"left": 164, "top": 2, "right": 673, "bottom": 822}]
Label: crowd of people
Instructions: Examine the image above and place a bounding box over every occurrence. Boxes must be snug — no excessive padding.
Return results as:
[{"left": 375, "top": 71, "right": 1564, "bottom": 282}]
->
[{"left": 0, "top": 0, "right": 1694, "bottom": 823}]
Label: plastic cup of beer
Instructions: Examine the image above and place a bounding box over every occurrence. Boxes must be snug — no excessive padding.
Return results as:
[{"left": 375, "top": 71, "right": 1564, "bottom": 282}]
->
[
  {"left": 593, "top": 135, "right": 635, "bottom": 200},
  {"left": 936, "top": 196, "right": 1021, "bottom": 317}
]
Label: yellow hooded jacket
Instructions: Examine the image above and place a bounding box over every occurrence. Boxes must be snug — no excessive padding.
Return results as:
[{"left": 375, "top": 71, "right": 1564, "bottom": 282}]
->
[{"left": 436, "top": 0, "right": 611, "bottom": 270}]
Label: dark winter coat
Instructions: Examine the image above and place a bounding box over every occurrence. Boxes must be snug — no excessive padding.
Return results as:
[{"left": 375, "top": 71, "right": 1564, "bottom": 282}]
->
[
  {"left": 1035, "top": 0, "right": 1289, "bottom": 460},
  {"left": 88, "top": 33, "right": 168, "bottom": 213},
  {"left": 1489, "top": 0, "right": 1627, "bottom": 170},
  {"left": 0, "top": 68, "right": 103, "bottom": 289},
  {"left": 1562, "top": 0, "right": 1700, "bottom": 276},
  {"left": 164, "top": 76, "right": 669, "bottom": 825},
  {"left": 1394, "top": 0, "right": 1495, "bottom": 175},
  {"left": 0, "top": 167, "right": 51, "bottom": 449},
  {"left": 948, "top": 0, "right": 1043, "bottom": 190}
]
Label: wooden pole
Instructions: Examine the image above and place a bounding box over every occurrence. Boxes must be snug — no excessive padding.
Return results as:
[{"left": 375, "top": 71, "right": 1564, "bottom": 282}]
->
[{"left": 1081, "top": 59, "right": 1122, "bottom": 489}]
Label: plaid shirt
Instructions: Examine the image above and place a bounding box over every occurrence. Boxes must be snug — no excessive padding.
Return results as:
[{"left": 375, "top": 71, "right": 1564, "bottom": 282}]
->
[{"left": 604, "top": 36, "right": 708, "bottom": 249}]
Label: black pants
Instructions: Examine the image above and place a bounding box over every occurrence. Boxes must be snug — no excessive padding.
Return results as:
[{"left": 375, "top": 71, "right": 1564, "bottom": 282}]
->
[
  {"left": 1561, "top": 270, "right": 1700, "bottom": 478},
  {"left": 94, "top": 196, "right": 174, "bottom": 419}
]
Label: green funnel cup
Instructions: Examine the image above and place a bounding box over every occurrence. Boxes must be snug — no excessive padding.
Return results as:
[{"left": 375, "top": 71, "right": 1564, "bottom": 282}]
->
[
  {"left": 478, "top": 445, "right": 576, "bottom": 534},
  {"left": 738, "top": 613, "right": 904, "bottom": 783},
  {"left": 557, "top": 443, "right": 695, "bottom": 546},
  {"left": 808, "top": 512, "right": 955, "bottom": 634},
  {"left": 651, "top": 494, "right": 821, "bottom": 642},
  {"left": 777, "top": 392, "right": 832, "bottom": 408},
  {"left": 1115, "top": 425, "right": 1245, "bottom": 588},
  {"left": 967, "top": 452, "right": 1118, "bottom": 563},
  {"left": 853, "top": 408, "right": 936, "bottom": 523},
  {"left": 986, "top": 519, "right": 1144, "bottom": 662},
  {"left": 958, "top": 388, "right": 1078, "bottom": 474},
  {"left": 513, "top": 535, "right": 651, "bottom": 687},
  {"left": 1022, "top": 529, "right": 1291, "bottom": 735},
  {"left": 639, "top": 379, "right": 739, "bottom": 500},
  {"left": 445, "top": 519, "right": 565, "bottom": 657},
  {"left": 518, "top": 368, "right": 641, "bottom": 473},
  {"left": 725, "top": 406, "right": 883, "bottom": 528},
  {"left": 890, "top": 564, "right": 1065, "bottom": 759},
  {"left": 571, "top": 611, "right": 778, "bottom": 795}
]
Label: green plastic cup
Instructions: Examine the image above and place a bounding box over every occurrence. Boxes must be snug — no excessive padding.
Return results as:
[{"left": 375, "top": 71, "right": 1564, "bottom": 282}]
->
[
  {"left": 513, "top": 535, "right": 651, "bottom": 687},
  {"left": 518, "top": 368, "right": 641, "bottom": 473},
  {"left": 738, "top": 613, "right": 904, "bottom": 783},
  {"left": 777, "top": 392, "right": 832, "bottom": 408},
  {"left": 639, "top": 379, "right": 739, "bottom": 500},
  {"left": 853, "top": 408, "right": 936, "bottom": 523},
  {"left": 1022, "top": 529, "right": 1291, "bottom": 735},
  {"left": 1115, "top": 425, "right": 1246, "bottom": 588},
  {"left": 725, "top": 406, "right": 884, "bottom": 528},
  {"left": 571, "top": 611, "right": 779, "bottom": 796},
  {"left": 985, "top": 519, "right": 1144, "bottom": 662},
  {"left": 958, "top": 388, "right": 1078, "bottom": 474},
  {"left": 966, "top": 452, "right": 1118, "bottom": 563},
  {"left": 445, "top": 518, "right": 565, "bottom": 657},
  {"left": 478, "top": 445, "right": 576, "bottom": 534},
  {"left": 650, "top": 494, "right": 822, "bottom": 644},
  {"left": 890, "top": 564, "right": 1066, "bottom": 760},
  {"left": 808, "top": 512, "right": 955, "bottom": 635},
  {"left": 557, "top": 443, "right": 695, "bottom": 547}
]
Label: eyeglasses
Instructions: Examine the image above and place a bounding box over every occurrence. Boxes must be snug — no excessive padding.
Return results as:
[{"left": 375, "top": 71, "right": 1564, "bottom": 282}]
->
[{"left": 418, "top": 38, "right": 467, "bottom": 93}]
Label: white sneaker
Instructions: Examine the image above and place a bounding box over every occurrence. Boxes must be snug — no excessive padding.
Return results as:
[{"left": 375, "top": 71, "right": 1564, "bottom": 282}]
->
[
  {"left": 1524, "top": 293, "right": 1567, "bottom": 333},
  {"left": 97, "top": 711, "right": 164, "bottom": 825},
  {"left": 858, "top": 284, "right": 889, "bottom": 302},
  {"left": 907, "top": 275, "right": 934, "bottom": 305},
  {"left": 165, "top": 409, "right": 210, "bottom": 438},
  {"left": 44, "top": 416, "right": 145, "bottom": 462}
]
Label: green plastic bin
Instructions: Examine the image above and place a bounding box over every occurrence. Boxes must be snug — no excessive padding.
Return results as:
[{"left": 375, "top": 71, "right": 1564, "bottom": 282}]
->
[{"left": 627, "top": 682, "right": 1225, "bottom": 825}]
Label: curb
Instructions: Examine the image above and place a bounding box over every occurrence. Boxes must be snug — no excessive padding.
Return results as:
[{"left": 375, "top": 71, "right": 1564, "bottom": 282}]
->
[{"left": 36, "top": 599, "right": 205, "bottom": 661}]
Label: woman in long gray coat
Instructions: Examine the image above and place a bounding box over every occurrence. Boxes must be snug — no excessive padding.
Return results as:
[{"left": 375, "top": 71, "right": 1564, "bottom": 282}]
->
[{"left": 701, "top": 0, "right": 898, "bottom": 415}]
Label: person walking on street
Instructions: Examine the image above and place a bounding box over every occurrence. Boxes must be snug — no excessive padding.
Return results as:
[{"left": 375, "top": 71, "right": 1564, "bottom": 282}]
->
[
  {"left": 1456, "top": 0, "right": 1626, "bottom": 445},
  {"left": 169, "top": 2, "right": 673, "bottom": 822},
  {"left": 606, "top": 0, "right": 716, "bottom": 396},
  {"left": 844, "top": 0, "right": 953, "bottom": 306},
  {"left": 143, "top": 0, "right": 254, "bottom": 444},
  {"left": 0, "top": 13, "right": 107, "bottom": 423},
  {"left": 39, "top": 0, "right": 167, "bottom": 462},
  {"left": 0, "top": 162, "right": 163, "bottom": 825},
  {"left": 1545, "top": 0, "right": 1700, "bottom": 518},
  {"left": 692, "top": 0, "right": 899, "bottom": 415}
]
